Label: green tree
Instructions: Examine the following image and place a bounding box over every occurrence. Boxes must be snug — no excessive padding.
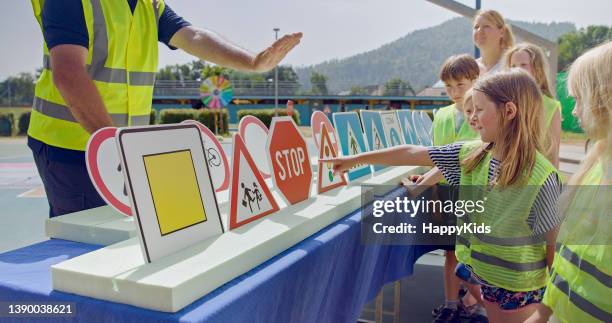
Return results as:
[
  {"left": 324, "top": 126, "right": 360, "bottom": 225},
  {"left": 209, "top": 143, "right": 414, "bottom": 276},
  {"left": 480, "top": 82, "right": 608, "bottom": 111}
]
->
[
  {"left": 0, "top": 73, "right": 36, "bottom": 106},
  {"left": 201, "top": 64, "right": 229, "bottom": 79},
  {"left": 156, "top": 60, "right": 206, "bottom": 81},
  {"left": 310, "top": 72, "right": 328, "bottom": 95},
  {"left": 558, "top": 25, "right": 612, "bottom": 71},
  {"left": 383, "top": 78, "right": 415, "bottom": 96},
  {"left": 156, "top": 61, "right": 302, "bottom": 95},
  {"left": 261, "top": 65, "right": 301, "bottom": 95},
  {"left": 349, "top": 86, "right": 369, "bottom": 95}
]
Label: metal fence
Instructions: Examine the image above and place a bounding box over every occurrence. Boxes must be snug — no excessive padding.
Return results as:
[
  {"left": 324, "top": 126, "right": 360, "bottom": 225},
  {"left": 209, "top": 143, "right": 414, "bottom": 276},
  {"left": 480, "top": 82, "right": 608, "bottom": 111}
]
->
[{"left": 154, "top": 80, "right": 302, "bottom": 97}]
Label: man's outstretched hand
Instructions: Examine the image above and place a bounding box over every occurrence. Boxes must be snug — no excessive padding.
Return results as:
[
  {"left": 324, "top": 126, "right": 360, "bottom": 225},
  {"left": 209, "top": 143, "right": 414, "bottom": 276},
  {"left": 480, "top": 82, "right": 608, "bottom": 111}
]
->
[{"left": 252, "top": 32, "right": 302, "bottom": 72}]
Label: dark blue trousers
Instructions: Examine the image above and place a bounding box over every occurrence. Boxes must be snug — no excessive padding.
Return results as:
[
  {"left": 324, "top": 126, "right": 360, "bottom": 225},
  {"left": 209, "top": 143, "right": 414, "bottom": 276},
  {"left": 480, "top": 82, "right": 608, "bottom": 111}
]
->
[{"left": 28, "top": 137, "right": 106, "bottom": 217}]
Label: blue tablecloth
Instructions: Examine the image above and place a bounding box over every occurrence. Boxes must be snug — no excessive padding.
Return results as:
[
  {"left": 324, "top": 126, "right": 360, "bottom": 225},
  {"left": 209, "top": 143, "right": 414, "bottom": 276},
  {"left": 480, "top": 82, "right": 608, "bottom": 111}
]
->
[{"left": 0, "top": 188, "right": 436, "bottom": 323}]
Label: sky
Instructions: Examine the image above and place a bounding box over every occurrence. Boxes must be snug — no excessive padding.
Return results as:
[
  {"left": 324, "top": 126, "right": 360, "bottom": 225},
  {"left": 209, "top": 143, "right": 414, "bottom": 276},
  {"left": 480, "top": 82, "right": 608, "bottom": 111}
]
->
[{"left": 1, "top": 0, "right": 610, "bottom": 80}]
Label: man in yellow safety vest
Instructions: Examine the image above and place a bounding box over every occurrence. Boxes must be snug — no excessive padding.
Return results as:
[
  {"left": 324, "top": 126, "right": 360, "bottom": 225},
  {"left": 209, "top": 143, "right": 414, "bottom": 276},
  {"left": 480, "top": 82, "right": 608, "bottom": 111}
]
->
[{"left": 29, "top": 0, "right": 301, "bottom": 217}]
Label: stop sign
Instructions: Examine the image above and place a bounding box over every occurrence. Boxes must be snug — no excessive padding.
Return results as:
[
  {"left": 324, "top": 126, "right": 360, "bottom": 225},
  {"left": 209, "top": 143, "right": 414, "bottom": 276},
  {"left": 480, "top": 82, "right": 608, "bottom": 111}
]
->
[{"left": 267, "top": 117, "right": 312, "bottom": 204}]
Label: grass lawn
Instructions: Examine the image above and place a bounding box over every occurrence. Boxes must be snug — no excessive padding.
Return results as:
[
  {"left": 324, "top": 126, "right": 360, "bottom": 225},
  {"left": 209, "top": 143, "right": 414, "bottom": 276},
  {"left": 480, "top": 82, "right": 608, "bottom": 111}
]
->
[{"left": 561, "top": 130, "right": 587, "bottom": 144}]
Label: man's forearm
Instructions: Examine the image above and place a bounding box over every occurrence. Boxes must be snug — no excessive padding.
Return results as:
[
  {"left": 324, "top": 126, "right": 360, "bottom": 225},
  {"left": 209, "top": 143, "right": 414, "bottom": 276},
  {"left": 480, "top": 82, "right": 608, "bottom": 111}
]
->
[
  {"left": 53, "top": 67, "right": 113, "bottom": 134},
  {"left": 172, "top": 26, "right": 256, "bottom": 71}
]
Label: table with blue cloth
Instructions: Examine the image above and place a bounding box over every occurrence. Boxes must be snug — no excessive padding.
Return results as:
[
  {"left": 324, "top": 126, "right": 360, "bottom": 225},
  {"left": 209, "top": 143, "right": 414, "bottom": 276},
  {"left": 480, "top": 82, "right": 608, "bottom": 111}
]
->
[{"left": 0, "top": 187, "right": 437, "bottom": 322}]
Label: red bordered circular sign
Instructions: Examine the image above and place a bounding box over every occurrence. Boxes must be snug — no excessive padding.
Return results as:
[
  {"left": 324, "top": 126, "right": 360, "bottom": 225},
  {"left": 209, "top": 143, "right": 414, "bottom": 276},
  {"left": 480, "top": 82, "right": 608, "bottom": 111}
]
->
[
  {"left": 238, "top": 115, "right": 271, "bottom": 178},
  {"left": 181, "top": 120, "right": 231, "bottom": 192},
  {"left": 86, "top": 127, "right": 132, "bottom": 216}
]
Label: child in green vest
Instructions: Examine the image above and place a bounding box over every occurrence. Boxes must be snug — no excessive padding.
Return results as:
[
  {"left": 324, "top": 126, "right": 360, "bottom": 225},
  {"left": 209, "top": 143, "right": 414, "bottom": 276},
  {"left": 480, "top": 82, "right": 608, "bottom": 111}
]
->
[
  {"left": 506, "top": 43, "right": 562, "bottom": 168},
  {"left": 526, "top": 41, "right": 612, "bottom": 323},
  {"left": 325, "top": 69, "right": 562, "bottom": 322},
  {"left": 403, "top": 54, "right": 481, "bottom": 322}
]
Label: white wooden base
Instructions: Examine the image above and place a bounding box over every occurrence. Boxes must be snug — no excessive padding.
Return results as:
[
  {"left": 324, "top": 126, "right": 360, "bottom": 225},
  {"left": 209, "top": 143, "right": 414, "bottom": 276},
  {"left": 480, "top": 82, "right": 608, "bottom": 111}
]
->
[
  {"left": 50, "top": 165, "right": 427, "bottom": 312},
  {"left": 52, "top": 197, "right": 350, "bottom": 312},
  {"left": 45, "top": 206, "right": 136, "bottom": 246},
  {"left": 46, "top": 167, "right": 425, "bottom": 246}
]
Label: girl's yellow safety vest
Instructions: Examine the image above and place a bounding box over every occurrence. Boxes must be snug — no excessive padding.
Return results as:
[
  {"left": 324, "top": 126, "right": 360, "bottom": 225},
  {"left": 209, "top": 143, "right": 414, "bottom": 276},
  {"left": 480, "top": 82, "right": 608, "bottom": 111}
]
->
[
  {"left": 543, "top": 159, "right": 611, "bottom": 322},
  {"left": 29, "top": 0, "right": 164, "bottom": 150},
  {"left": 455, "top": 140, "right": 558, "bottom": 291}
]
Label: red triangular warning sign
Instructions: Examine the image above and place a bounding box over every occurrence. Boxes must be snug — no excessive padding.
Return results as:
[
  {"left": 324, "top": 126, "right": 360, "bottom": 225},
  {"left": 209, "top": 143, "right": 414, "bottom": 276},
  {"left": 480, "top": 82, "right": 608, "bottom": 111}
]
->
[
  {"left": 318, "top": 124, "right": 347, "bottom": 194},
  {"left": 229, "top": 133, "right": 279, "bottom": 229}
]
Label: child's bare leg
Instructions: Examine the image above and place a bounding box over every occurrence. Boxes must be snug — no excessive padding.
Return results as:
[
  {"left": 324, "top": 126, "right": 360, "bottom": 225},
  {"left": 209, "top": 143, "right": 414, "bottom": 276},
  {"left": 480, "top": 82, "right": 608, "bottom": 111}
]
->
[
  {"left": 483, "top": 300, "right": 542, "bottom": 323},
  {"left": 443, "top": 251, "right": 461, "bottom": 304}
]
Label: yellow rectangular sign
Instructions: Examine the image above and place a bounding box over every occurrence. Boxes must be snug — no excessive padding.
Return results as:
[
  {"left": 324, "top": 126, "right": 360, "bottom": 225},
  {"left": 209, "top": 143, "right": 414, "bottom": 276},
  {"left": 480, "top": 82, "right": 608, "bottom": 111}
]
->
[{"left": 144, "top": 150, "right": 207, "bottom": 235}]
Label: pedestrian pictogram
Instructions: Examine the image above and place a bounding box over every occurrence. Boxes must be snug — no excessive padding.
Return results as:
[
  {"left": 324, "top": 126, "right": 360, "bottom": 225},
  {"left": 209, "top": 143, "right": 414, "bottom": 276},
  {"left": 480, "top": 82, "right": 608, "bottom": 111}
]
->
[{"left": 229, "top": 133, "right": 279, "bottom": 229}]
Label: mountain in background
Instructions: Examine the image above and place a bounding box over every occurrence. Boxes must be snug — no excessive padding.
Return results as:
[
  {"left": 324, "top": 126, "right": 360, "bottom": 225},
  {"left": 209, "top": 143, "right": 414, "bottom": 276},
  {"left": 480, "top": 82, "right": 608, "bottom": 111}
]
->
[{"left": 294, "top": 17, "right": 575, "bottom": 93}]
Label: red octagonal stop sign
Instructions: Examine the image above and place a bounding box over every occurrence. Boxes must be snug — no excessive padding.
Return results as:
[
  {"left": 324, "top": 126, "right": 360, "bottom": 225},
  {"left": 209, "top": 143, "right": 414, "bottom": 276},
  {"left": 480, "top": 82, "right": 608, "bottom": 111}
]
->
[{"left": 266, "top": 117, "right": 312, "bottom": 205}]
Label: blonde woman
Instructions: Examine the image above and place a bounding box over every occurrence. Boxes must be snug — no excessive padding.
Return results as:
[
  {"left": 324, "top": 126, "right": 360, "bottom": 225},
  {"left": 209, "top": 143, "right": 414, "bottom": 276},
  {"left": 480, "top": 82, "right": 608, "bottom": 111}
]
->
[
  {"left": 326, "top": 69, "right": 562, "bottom": 322},
  {"left": 473, "top": 10, "right": 515, "bottom": 75},
  {"left": 527, "top": 41, "right": 612, "bottom": 323},
  {"left": 506, "top": 43, "right": 562, "bottom": 168}
]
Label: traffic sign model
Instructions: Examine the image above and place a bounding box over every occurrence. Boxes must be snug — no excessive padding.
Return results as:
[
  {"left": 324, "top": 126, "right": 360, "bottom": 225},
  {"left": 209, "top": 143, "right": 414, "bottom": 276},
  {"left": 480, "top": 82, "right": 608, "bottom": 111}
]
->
[
  {"left": 332, "top": 112, "right": 372, "bottom": 181},
  {"left": 117, "top": 124, "right": 224, "bottom": 263},
  {"left": 266, "top": 117, "right": 312, "bottom": 205},
  {"left": 86, "top": 127, "right": 131, "bottom": 216},
  {"left": 380, "top": 110, "right": 405, "bottom": 147},
  {"left": 181, "top": 120, "right": 230, "bottom": 192},
  {"left": 416, "top": 111, "right": 433, "bottom": 146},
  {"left": 229, "top": 133, "right": 279, "bottom": 229},
  {"left": 317, "top": 124, "right": 347, "bottom": 193},
  {"left": 359, "top": 110, "right": 388, "bottom": 172},
  {"left": 397, "top": 110, "right": 420, "bottom": 145},
  {"left": 311, "top": 110, "right": 338, "bottom": 152},
  {"left": 238, "top": 115, "right": 271, "bottom": 179}
]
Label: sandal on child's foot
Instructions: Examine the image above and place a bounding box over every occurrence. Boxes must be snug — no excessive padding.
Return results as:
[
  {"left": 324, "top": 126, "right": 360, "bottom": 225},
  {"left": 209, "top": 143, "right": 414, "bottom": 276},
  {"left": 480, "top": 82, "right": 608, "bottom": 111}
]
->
[{"left": 432, "top": 307, "right": 460, "bottom": 323}]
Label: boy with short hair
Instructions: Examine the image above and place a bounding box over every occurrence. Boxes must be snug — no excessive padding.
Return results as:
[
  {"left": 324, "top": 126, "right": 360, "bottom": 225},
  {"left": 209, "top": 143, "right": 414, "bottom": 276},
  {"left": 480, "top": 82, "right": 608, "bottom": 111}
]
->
[{"left": 403, "top": 54, "right": 482, "bottom": 323}]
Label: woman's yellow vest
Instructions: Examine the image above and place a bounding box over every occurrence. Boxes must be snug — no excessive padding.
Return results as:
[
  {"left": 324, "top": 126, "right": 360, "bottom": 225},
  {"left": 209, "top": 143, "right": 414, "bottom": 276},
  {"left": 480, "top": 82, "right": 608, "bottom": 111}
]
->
[
  {"left": 432, "top": 105, "right": 479, "bottom": 184},
  {"left": 29, "top": 0, "right": 164, "bottom": 151},
  {"left": 455, "top": 140, "right": 558, "bottom": 291},
  {"left": 543, "top": 159, "right": 611, "bottom": 322}
]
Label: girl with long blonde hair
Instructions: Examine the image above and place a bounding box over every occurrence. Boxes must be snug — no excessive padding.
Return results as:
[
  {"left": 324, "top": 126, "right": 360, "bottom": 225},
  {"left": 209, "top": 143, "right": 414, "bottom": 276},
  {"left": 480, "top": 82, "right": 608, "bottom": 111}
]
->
[
  {"left": 527, "top": 41, "right": 612, "bottom": 323},
  {"left": 506, "top": 43, "right": 562, "bottom": 167},
  {"left": 327, "top": 69, "right": 562, "bottom": 323}
]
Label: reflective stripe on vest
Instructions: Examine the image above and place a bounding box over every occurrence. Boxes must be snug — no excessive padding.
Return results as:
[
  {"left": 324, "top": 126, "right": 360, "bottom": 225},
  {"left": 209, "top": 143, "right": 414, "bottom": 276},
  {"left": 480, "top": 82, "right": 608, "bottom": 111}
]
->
[
  {"left": 456, "top": 140, "right": 557, "bottom": 290},
  {"left": 32, "top": 97, "right": 150, "bottom": 126},
  {"left": 551, "top": 274, "right": 612, "bottom": 322},
  {"left": 29, "top": 0, "right": 162, "bottom": 150},
  {"left": 43, "top": 54, "right": 156, "bottom": 85},
  {"left": 471, "top": 250, "right": 547, "bottom": 272},
  {"left": 556, "top": 243, "right": 612, "bottom": 288},
  {"left": 543, "top": 158, "right": 611, "bottom": 322},
  {"left": 473, "top": 232, "right": 544, "bottom": 247}
]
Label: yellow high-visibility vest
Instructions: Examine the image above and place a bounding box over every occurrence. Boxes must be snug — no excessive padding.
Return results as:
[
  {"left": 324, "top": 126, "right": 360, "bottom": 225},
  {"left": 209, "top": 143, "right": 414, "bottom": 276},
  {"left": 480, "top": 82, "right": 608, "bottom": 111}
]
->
[
  {"left": 432, "top": 105, "right": 479, "bottom": 184},
  {"left": 543, "top": 158, "right": 611, "bottom": 322},
  {"left": 29, "top": 0, "right": 164, "bottom": 150},
  {"left": 456, "top": 140, "right": 558, "bottom": 291}
]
